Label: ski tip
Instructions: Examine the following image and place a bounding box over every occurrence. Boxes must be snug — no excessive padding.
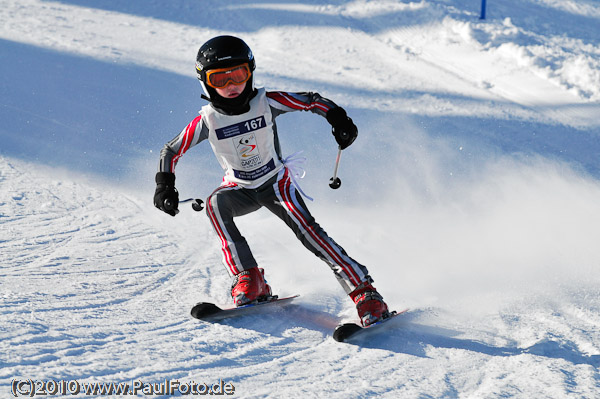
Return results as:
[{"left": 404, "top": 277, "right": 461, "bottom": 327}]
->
[
  {"left": 333, "top": 323, "right": 362, "bottom": 342},
  {"left": 332, "top": 308, "right": 410, "bottom": 342},
  {"left": 190, "top": 302, "right": 222, "bottom": 320},
  {"left": 190, "top": 294, "right": 300, "bottom": 322}
]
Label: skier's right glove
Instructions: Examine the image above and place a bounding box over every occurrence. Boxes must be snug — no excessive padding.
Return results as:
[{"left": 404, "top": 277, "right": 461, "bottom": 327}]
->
[
  {"left": 154, "top": 172, "right": 179, "bottom": 216},
  {"left": 326, "top": 107, "right": 358, "bottom": 150}
]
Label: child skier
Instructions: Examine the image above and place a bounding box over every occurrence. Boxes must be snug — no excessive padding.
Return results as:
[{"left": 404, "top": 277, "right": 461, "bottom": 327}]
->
[{"left": 154, "top": 35, "right": 389, "bottom": 326}]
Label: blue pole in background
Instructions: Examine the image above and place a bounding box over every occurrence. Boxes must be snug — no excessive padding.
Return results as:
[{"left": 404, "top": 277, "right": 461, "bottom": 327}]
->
[{"left": 480, "top": 0, "right": 487, "bottom": 19}]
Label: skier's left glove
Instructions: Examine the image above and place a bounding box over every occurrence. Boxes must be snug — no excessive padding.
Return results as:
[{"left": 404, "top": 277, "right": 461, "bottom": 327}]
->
[
  {"left": 154, "top": 172, "right": 179, "bottom": 216},
  {"left": 326, "top": 107, "right": 358, "bottom": 150}
]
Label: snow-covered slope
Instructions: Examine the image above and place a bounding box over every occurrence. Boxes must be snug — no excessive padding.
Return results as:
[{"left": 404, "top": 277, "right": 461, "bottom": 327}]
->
[{"left": 1, "top": 0, "right": 599, "bottom": 397}]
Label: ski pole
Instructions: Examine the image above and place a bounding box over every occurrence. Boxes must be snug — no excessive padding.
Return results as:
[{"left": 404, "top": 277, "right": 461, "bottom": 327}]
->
[
  {"left": 164, "top": 197, "right": 204, "bottom": 214},
  {"left": 181, "top": 197, "right": 205, "bottom": 211},
  {"left": 329, "top": 146, "right": 343, "bottom": 189}
]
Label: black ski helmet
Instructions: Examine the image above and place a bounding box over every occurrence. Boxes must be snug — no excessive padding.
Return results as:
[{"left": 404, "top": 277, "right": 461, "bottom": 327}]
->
[
  {"left": 196, "top": 35, "right": 255, "bottom": 81},
  {"left": 195, "top": 36, "right": 257, "bottom": 114}
]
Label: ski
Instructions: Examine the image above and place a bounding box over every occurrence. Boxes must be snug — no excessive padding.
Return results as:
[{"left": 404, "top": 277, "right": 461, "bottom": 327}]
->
[
  {"left": 190, "top": 295, "right": 299, "bottom": 322},
  {"left": 332, "top": 309, "right": 409, "bottom": 342}
]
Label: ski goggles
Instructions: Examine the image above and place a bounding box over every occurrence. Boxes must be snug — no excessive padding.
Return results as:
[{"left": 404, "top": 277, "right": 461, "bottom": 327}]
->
[{"left": 205, "top": 64, "right": 251, "bottom": 89}]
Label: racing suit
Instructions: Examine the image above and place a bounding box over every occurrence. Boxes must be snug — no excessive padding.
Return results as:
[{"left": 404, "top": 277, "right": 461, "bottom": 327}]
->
[{"left": 158, "top": 88, "right": 372, "bottom": 293}]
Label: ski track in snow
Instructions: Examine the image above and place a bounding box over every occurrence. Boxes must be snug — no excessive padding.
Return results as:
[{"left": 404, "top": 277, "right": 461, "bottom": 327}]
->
[{"left": 1, "top": 0, "right": 600, "bottom": 397}]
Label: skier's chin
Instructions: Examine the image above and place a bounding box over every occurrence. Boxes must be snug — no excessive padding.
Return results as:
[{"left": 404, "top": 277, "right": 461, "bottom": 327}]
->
[{"left": 215, "top": 87, "right": 243, "bottom": 98}]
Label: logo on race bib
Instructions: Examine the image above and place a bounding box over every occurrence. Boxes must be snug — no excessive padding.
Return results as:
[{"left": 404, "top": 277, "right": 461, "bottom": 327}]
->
[{"left": 236, "top": 133, "right": 262, "bottom": 169}]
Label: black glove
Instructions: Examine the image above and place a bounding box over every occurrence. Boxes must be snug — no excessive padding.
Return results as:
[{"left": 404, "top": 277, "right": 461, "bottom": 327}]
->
[
  {"left": 154, "top": 172, "right": 179, "bottom": 216},
  {"left": 326, "top": 107, "right": 358, "bottom": 150}
]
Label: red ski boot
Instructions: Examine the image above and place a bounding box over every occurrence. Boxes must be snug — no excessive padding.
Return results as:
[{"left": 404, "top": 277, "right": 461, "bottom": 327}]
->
[
  {"left": 231, "top": 267, "right": 272, "bottom": 307},
  {"left": 349, "top": 282, "right": 390, "bottom": 327}
]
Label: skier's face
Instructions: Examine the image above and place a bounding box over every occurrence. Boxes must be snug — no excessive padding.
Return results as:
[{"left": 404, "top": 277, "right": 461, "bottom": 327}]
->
[{"left": 215, "top": 81, "right": 246, "bottom": 98}]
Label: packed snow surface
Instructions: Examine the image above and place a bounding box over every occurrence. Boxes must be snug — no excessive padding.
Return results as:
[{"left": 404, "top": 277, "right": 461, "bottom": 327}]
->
[{"left": 1, "top": 0, "right": 599, "bottom": 397}]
